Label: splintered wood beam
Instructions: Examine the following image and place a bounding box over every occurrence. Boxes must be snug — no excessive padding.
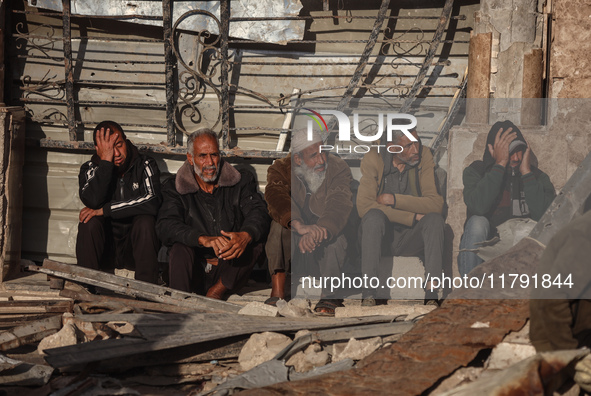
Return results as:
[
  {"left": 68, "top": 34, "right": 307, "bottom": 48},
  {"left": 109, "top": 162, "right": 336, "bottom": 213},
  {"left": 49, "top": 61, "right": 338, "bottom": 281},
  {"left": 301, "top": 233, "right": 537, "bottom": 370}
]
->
[
  {"left": 29, "top": 259, "right": 242, "bottom": 314},
  {"left": 0, "top": 315, "right": 62, "bottom": 351},
  {"left": 42, "top": 313, "right": 399, "bottom": 368}
]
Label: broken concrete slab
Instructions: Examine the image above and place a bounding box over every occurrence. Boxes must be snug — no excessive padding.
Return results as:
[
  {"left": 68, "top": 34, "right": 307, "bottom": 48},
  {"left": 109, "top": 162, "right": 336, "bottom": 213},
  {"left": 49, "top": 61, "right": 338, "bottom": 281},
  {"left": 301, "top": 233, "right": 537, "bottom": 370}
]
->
[
  {"left": 332, "top": 337, "right": 382, "bottom": 362},
  {"left": 238, "top": 332, "right": 293, "bottom": 371},
  {"left": 334, "top": 304, "right": 436, "bottom": 320},
  {"left": 485, "top": 342, "right": 537, "bottom": 370},
  {"left": 37, "top": 322, "right": 77, "bottom": 355},
  {"left": 239, "top": 299, "right": 529, "bottom": 396},
  {"left": 276, "top": 299, "right": 313, "bottom": 318},
  {"left": 238, "top": 302, "right": 280, "bottom": 317}
]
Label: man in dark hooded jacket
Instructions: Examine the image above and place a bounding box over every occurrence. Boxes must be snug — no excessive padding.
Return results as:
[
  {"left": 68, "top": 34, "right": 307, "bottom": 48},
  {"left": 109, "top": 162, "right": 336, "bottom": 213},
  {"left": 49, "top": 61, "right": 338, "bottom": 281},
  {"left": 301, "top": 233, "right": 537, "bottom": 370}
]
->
[
  {"left": 77, "top": 121, "right": 162, "bottom": 284},
  {"left": 458, "top": 120, "right": 555, "bottom": 276}
]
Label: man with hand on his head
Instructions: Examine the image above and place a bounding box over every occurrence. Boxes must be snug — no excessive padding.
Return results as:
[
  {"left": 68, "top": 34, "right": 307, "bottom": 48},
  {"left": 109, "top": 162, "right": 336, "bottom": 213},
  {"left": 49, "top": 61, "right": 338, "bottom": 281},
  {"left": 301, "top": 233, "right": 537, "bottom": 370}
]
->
[
  {"left": 156, "top": 128, "right": 270, "bottom": 299},
  {"left": 458, "top": 120, "right": 555, "bottom": 276},
  {"left": 77, "top": 120, "right": 162, "bottom": 284}
]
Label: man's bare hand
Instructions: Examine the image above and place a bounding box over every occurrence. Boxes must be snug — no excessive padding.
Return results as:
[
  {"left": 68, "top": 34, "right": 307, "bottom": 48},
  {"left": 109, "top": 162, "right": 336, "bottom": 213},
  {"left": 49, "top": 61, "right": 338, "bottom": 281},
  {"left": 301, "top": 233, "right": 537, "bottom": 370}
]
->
[
  {"left": 377, "top": 193, "right": 395, "bottom": 206},
  {"left": 520, "top": 146, "right": 532, "bottom": 175},
  {"left": 198, "top": 235, "right": 230, "bottom": 257},
  {"left": 415, "top": 213, "right": 424, "bottom": 222},
  {"left": 291, "top": 220, "right": 327, "bottom": 241},
  {"left": 218, "top": 230, "right": 252, "bottom": 260},
  {"left": 298, "top": 233, "right": 317, "bottom": 254},
  {"left": 95, "top": 127, "right": 118, "bottom": 163},
  {"left": 79, "top": 207, "right": 103, "bottom": 223},
  {"left": 488, "top": 127, "right": 517, "bottom": 168}
]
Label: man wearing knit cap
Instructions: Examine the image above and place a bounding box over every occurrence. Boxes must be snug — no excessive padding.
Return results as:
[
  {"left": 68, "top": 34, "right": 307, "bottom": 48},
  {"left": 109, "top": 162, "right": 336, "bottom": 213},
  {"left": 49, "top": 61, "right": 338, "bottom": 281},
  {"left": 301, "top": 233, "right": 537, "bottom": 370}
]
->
[
  {"left": 264, "top": 129, "right": 353, "bottom": 315},
  {"left": 458, "top": 120, "right": 555, "bottom": 276}
]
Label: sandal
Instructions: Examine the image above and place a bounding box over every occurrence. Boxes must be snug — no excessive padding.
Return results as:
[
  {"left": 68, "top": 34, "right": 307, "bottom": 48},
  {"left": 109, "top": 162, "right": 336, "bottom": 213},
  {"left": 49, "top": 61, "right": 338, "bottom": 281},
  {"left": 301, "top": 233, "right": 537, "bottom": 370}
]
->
[
  {"left": 264, "top": 296, "right": 281, "bottom": 306},
  {"left": 314, "top": 299, "right": 344, "bottom": 317}
]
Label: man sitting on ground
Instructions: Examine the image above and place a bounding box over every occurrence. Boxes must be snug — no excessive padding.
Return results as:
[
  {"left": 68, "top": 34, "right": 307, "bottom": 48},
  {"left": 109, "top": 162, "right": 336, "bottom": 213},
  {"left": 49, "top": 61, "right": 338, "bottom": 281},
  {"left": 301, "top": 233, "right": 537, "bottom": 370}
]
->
[
  {"left": 357, "top": 127, "right": 445, "bottom": 305},
  {"left": 458, "top": 120, "right": 555, "bottom": 276},
  {"left": 264, "top": 129, "right": 353, "bottom": 315},
  {"left": 156, "top": 128, "right": 270, "bottom": 299},
  {"left": 76, "top": 120, "right": 162, "bottom": 284}
]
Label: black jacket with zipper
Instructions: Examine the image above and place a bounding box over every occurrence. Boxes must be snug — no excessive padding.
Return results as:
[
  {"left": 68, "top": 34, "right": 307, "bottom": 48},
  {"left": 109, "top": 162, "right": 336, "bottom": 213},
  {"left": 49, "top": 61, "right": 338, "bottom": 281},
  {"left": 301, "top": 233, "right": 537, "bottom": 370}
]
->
[
  {"left": 78, "top": 140, "right": 162, "bottom": 223},
  {"left": 156, "top": 159, "right": 270, "bottom": 250}
]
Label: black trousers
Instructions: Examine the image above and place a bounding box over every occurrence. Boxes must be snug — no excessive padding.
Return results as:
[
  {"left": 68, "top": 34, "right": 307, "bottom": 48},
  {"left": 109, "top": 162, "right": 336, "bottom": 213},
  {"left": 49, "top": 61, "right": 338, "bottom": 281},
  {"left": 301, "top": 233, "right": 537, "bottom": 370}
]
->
[
  {"left": 76, "top": 214, "right": 160, "bottom": 284},
  {"left": 168, "top": 242, "right": 263, "bottom": 294}
]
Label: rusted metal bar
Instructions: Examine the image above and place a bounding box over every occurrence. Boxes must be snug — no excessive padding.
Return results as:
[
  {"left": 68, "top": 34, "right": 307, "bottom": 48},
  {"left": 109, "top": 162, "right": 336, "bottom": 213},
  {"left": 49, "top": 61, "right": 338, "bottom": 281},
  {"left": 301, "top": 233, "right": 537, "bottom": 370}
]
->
[
  {"left": 229, "top": 39, "right": 467, "bottom": 45},
  {"left": 61, "top": 0, "right": 76, "bottom": 141},
  {"left": 400, "top": 0, "right": 454, "bottom": 113},
  {"left": 163, "top": 0, "right": 175, "bottom": 147},
  {"left": 31, "top": 137, "right": 376, "bottom": 160},
  {"left": 326, "top": 0, "right": 390, "bottom": 137},
  {"left": 17, "top": 55, "right": 166, "bottom": 65},
  {"left": 13, "top": 10, "right": 164, "bottom": 20},
  {"left": 11, "top": 32, "right": 158, "bottom": 43},
  {"left": 228, "top": 15, "right": 466, "bottom": 21},
  {"left": 19, "top": 98, "right": 167, "bottom": 108},
  {"left": 220, "top": 0, "right": 231, "bottom": 149},
  {"left": 234, "top": 60, "right": 451, "bottom": 67}
]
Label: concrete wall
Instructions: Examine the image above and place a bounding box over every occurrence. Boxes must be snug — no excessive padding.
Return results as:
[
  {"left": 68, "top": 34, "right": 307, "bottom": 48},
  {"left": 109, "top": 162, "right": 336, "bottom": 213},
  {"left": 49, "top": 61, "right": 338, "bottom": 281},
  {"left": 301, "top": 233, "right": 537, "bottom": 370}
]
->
[{"left": 549, "top": 0, "right": 591, "bottom": 98}]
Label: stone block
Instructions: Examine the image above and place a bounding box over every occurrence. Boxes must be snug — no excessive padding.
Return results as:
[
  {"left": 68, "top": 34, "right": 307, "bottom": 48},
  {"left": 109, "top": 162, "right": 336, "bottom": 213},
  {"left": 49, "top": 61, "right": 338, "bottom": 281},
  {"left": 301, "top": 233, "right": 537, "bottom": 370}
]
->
[
  {"left": 332, "top": 337, "right": 382, "bottom": 362},
  {"left": 238, "top": 302, "right": 280, "bottom": 317},
  {"left": 276, "top": 299, "right": 314, "bottom": 318},
  {"left": 238, "top": 332, "right": 292, "bottom": 371},
  {"left": 286, "top": 344, "right": 330, "bottom": 373},
  {"left": 38, "top": 322, "right": 77, "bottom": 355},
  {"left": 485, "top": 342, "right": 537, "bottom": 370}
]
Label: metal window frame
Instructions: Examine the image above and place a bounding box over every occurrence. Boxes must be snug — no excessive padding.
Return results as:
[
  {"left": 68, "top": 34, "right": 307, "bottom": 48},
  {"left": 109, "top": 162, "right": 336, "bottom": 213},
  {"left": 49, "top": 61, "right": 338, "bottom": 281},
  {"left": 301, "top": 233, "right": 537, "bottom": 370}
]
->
[{"left": 12, "top": 0, "right": 466, "bottom": 160}]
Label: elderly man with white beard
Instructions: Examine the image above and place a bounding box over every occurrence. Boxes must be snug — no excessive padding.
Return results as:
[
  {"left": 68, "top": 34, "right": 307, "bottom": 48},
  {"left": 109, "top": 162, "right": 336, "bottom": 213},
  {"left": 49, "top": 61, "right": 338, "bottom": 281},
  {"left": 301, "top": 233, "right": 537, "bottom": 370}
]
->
[
  {"left": 156, "top": 128, "right": 270, "bottom": 299},
  {"left": 264, "top": 130, "right": 353, "bottom": 315}
]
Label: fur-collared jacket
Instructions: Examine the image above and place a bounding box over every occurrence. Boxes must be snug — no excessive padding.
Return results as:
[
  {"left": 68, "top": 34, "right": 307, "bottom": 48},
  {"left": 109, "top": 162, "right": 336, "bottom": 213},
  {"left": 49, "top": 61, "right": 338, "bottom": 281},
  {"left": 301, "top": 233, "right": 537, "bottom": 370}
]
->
[
  {"left": 265, "top": 154, "right": 353, "bottom": 240},
  {"left": 156, "top": 160, "right": 270, "bottom": 248}
]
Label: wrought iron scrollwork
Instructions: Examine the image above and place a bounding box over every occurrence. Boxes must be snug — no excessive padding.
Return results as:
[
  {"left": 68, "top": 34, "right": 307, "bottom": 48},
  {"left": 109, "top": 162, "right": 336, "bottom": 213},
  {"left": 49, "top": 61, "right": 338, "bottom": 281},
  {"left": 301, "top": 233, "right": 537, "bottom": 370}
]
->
[
  {"left": 172, "top": 9, "right": 224, "bottom": 135},
  {"left": 14, "top": 22, "right": 62, "bottom": 61}
]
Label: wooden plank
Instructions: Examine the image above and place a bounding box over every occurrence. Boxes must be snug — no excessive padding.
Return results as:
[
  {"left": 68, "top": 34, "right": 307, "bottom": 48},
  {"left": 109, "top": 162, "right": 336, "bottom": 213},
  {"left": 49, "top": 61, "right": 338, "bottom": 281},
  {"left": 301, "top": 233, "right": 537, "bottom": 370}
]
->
[
  {"left": 0, "top": 315, "right": 62, "bottom": 351},
  {"left": 43, "top": 313, "right": 397, "bottom": 368},
  {"left": 97, "top": 336, "right": 248, "bottom": 372},
  {"left": 59, "top": 289, "right": 196, "bottom": 314},
  {"left": 29, "top": 259, "right": 241, "bottom": 314},
  {"left": 466, "top": 32, "right": 492, "bottom": 124},
  {"left": 0, "top": 301, "right": 73, "bottom": 314}
]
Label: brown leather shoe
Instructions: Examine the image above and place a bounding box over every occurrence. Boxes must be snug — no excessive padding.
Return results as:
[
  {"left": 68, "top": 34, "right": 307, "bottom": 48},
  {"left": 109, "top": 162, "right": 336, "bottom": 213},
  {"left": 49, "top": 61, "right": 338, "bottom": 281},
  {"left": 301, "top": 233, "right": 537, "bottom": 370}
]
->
[{"left": 206, "top": 278, "right": 228, "bottom": 300}]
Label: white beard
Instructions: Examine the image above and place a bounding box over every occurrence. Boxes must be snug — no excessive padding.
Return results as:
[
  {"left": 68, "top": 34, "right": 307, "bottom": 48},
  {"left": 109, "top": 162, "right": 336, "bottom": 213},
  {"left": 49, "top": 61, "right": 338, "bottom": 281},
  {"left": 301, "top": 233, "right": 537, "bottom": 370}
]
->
[{"left": 294, "top": 162, "right": 327, "bottom": 194}]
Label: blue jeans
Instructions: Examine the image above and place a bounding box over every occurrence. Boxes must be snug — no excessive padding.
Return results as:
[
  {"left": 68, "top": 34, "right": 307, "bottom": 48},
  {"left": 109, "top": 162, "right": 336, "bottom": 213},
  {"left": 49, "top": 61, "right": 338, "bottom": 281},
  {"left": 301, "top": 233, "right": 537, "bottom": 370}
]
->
[{"left": 458, "top": 215, "right": 490, "bottom": 276}]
